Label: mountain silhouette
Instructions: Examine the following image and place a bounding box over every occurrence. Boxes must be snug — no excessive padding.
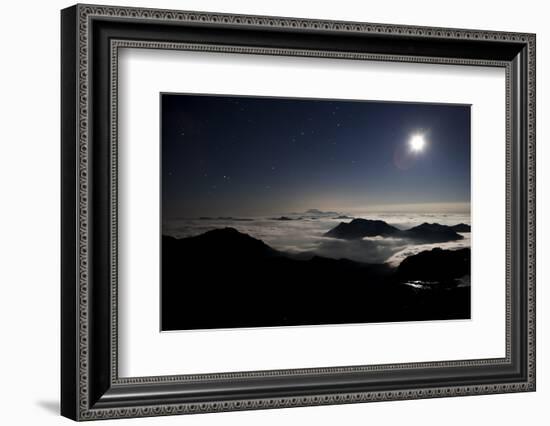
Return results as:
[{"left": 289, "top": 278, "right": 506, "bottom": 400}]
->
[
  {"left": 400, "top": 222, "right": 464, "bottom": 243},
  {"left": 450, "top": 223, "right": 471, "bottom": 232},
  {"left": 397, "top": 247, "right": 470, "bottom": 283},
  {"left": 324, "top": 218, "right": 400, "bottom": 240},
  {"left": 305, "top": 209, "right": 340, "bottom": 216},
  {"left": 270, "top": 216, "right": 294, "bottom": 221},
  {"left": 163, "top": 227, "right": 279, "bottom": 260},
  {"left": 324, "top": 219, "right": 465, "bottom": 243},
  {"left": 162, "top": 228, "right": 470, "bottom": 331}
]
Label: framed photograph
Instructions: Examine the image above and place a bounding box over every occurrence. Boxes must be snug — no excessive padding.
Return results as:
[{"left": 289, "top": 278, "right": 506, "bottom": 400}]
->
[{"left": 61, "top": 4, "right": 536, "bottom": 421}]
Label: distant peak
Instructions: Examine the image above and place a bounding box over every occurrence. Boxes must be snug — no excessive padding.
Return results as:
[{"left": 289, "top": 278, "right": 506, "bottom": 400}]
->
[
  {"left": 303, "top": 208, "right": 340, "bottom": 216},
  {"left": 450, "top": 223, "right": 471, "bottom": 232},
  {"left": 324, "top": 218, "right": 399, "bottom": 240},
  {"left": 402, "top": 222, "right": 463, "bottom": 243}
]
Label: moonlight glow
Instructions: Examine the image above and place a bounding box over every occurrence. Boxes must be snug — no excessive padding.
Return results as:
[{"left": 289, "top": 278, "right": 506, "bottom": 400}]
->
[{"left": 409, "top": 134, "right": 426, "bottom": 153}]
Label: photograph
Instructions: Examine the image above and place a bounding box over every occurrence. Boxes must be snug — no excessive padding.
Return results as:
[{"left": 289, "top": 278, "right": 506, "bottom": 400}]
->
[{"left": 161, "top": 93, "right": 472, "bottom": 331}]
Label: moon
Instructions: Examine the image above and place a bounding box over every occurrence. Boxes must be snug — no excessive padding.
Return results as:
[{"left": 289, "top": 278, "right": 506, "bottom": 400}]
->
[{"left": 409, "top": 134, "right": 426, "bottom": 153}]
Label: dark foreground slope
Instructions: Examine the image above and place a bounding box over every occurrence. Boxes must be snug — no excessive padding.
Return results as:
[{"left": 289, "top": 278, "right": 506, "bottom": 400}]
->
[{"left": 162, "top": 228, "right": 470, "bottom": 331}]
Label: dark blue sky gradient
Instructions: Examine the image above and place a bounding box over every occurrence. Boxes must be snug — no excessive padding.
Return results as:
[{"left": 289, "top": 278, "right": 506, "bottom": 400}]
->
[{"left": 162, "top": 94, "right": 470, "bottom": 218}]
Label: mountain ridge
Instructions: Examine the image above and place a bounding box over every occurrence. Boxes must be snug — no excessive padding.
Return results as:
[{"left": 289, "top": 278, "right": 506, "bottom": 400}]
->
[
  {"left": 162, "top": 227, "right": 470, "bottom": 331},
  {"left": 324, "top": 218, "right": 466, "bottom": 243}
]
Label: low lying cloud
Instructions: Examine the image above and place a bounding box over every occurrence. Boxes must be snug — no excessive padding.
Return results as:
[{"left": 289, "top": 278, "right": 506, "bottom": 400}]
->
[
  {"left": 164, "top": 214, "right": 471, "bottom": 266},
  {"left": 311, "top": 238, "right": 405, "bottom": 264},
  {"left": 385, "top": 234, "right": 471, "bottom": 267}
]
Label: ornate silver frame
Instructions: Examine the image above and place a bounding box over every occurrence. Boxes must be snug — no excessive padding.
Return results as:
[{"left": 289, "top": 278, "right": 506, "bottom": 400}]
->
[{"left": 61, "top": 4, "right": 536, "bottom": 421}]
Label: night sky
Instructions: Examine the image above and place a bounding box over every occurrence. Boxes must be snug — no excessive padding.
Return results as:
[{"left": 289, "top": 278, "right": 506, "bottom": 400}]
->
[{"left": 161, "top": 94, "right": 470, "bottom": 219}]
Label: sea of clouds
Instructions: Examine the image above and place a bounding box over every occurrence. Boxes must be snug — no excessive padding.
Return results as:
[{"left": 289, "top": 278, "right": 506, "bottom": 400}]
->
[{"left": 164, "top": 211, "right": 471, "bottom": 267}]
